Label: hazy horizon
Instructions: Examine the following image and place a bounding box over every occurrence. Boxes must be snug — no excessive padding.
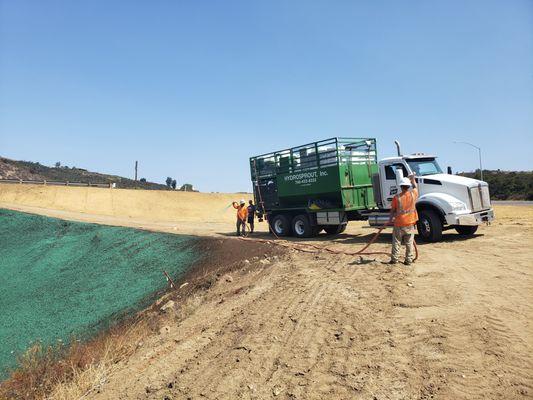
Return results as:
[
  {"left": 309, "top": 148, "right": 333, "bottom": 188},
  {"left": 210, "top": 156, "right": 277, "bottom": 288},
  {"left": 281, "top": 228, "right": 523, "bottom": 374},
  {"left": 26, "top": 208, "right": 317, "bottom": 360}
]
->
[{"left": 1, "top": 149, "right": 531, "bottom": 191}]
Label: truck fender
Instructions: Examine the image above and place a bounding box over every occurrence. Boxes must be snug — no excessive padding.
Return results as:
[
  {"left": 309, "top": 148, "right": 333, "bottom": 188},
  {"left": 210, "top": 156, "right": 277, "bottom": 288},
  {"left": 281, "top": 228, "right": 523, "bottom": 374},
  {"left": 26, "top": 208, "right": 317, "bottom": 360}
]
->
[{"left": 416, "top": 192, "right": 464, "bottom": 221}]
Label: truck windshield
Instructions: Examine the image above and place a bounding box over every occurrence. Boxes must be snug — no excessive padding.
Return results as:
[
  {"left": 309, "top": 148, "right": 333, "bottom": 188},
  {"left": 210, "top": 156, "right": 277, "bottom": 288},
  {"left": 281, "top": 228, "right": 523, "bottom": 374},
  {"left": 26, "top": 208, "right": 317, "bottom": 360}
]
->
[{"left": 406, "top": 158, "right": 443, "bottom": 176}]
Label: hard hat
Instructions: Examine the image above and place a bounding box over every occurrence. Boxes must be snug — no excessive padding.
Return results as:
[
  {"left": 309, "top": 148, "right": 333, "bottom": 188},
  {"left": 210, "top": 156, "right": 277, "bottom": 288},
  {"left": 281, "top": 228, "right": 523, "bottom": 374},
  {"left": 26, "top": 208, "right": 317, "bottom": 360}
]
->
[
  {"left": 399, "top": 177, "right": 411, "bottom": 187},
  {"left": 240, "top": 199, "right": 246, "bottom": 205}
]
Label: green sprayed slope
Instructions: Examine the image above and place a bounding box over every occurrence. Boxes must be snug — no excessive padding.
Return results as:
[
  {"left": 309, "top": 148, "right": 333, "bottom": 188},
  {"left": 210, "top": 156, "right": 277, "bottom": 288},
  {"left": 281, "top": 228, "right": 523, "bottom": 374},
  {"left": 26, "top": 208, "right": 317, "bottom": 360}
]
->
[{"left": 0, "top": 209, "right": 200, "bottom": 377}]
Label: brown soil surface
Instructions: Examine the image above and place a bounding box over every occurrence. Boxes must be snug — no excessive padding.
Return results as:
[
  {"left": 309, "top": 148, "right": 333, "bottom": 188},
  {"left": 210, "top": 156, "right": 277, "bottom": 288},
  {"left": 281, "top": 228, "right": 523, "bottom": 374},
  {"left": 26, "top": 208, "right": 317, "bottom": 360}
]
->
[{"left": 1, "top": 184, "right": 531, "bottom": 399}]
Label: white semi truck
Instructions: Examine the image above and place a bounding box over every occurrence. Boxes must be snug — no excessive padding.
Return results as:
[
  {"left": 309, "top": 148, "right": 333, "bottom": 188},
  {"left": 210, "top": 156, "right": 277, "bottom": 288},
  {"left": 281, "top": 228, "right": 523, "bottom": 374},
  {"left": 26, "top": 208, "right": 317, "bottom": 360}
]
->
[
  {"left": 251, "top": 137, "right": 494, "bottom": 242},
  {"left": 368, "top": 141, "right": 494, "bottom": 242}
]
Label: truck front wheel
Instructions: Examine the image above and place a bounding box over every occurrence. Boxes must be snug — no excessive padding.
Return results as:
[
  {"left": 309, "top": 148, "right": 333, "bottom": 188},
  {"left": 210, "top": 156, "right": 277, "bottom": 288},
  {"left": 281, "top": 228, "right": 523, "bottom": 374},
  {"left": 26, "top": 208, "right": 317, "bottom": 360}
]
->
[
  {"left": 270, "top": 214, "right": 292, "bottom": 237},
  {"left": 417, "top": 209, "right": 443, "bottom": 242},
  {"left": 455, "top": 225, "right": 478, "bottom": 236},
  {"left": 292, "top": 215, "right": 319, "bottom": 238}
]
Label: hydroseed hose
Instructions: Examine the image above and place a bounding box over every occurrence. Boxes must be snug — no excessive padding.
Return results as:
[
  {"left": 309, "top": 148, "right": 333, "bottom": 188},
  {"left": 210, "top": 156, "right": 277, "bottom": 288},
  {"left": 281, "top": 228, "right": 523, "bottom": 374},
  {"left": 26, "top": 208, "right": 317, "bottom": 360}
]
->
[{"left": 239, "top": 221, "right": 419, "bottom": 261}]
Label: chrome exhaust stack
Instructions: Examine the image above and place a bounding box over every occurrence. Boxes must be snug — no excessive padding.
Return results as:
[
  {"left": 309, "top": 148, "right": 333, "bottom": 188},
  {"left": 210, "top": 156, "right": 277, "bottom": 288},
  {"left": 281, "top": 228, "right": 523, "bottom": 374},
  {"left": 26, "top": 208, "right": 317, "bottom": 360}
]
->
[{"left": 394, "top": 140, "right": 402, "bottom": 157}]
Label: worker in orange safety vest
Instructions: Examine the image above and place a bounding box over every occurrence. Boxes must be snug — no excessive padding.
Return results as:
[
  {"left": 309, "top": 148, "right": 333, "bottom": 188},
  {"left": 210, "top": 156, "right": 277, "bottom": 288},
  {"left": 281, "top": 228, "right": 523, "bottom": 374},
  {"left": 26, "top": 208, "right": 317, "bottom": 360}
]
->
[
  {"left": 233, "top": 199, "right": 248, "bottom": 236},
  {"left": 388, "top": 173, "right": 418, "bottom": 265}
]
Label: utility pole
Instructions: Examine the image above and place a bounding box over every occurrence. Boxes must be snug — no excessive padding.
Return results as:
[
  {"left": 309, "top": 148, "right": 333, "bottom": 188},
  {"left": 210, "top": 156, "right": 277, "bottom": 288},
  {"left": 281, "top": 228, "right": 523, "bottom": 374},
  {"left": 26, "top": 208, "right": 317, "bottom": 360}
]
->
[
  {"left": 453, "top": 141, "right": 483, "bottom": 181},
  {"left": 134, "top": 161, "right": 138, "bottom": 181}
]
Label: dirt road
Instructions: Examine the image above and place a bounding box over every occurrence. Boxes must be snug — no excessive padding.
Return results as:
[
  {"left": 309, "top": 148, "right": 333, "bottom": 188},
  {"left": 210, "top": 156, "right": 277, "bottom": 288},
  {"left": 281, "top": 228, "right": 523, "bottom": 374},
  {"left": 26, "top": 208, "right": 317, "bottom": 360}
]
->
[{"left": 1, "top": 185, "right": 531, "bottom": 399}]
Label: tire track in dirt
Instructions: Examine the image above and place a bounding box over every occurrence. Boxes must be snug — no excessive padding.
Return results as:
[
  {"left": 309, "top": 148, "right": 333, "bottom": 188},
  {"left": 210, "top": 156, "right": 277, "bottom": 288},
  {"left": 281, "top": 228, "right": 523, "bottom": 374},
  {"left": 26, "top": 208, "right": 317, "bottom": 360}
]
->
[
  {"left": 359, "top": 263, "right": 456, "bottom": 400},
  {"left": 408, "top": 269, "right": 533, "bottom": 400},
  {"left": 264, "top": 257, "right": 344, "bottom": 399},
  {"left": 433, "top": 260, "right": 533, "bottom": 400},
  {"left": 267, "top": 256, "right": 361, "bottom": 398},
  {"left": 91, "top": 263, "right": 286, "bottom": 399},
  {"left": 438, "top": 319, "right": 504, "bottom": 399},
  {"left": 154, "top": 255, "right": 348, "bottom": 399},
  {"left": 479, "top": 314, "right": 533, "bottom": 392},
  {"left": 275, "top": 256, "right": 415, "bottom": 399},
  {"left": 209, "top": 285, "right": 322, "bottom": 393},
  {"left": 150, "top": 256, "right": 328, "bottom": 399}
]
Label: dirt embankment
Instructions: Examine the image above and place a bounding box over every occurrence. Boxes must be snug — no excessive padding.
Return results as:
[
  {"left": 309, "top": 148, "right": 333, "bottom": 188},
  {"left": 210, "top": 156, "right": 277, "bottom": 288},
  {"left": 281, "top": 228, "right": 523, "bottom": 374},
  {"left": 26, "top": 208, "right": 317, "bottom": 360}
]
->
[
  {"left": 0, "top": 184, "right": 252, "bottom": 236},
  {"left": 0, "top": 184, "right": 531, "bottom": 399},
  {"left": 0, "top": 237, "right": 284, "bottom": 400}
]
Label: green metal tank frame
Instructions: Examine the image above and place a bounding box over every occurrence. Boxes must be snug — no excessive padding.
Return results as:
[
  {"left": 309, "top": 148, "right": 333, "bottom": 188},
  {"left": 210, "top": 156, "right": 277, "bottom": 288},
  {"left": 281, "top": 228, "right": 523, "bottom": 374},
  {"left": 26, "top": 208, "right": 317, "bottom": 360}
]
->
[{"left": 250, "top": 137, "right": 378, "bottom": 215}]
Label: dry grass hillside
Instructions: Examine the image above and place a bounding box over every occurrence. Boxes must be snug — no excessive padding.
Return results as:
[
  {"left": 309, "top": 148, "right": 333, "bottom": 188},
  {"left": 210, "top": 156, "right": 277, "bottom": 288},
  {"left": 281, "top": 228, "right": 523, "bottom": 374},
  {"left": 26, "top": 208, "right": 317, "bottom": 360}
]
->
[{"left": 0, "top": 157, "right": 168, "bottom": 190}]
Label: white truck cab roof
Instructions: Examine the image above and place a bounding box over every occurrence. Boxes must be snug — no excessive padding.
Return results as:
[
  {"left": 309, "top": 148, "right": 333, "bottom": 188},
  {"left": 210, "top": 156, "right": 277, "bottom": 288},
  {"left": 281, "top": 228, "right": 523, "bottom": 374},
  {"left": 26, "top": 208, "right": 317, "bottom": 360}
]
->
[{"left": 379, "top": 153, "right": 437, "bottom": 164}]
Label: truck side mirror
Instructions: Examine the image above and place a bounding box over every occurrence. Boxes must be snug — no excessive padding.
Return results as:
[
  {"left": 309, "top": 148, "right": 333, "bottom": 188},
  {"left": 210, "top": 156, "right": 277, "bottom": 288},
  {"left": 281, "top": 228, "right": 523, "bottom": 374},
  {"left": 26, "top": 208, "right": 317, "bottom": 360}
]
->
[{"left": 447, "top": 166, "right": 452, "bottom": 174}]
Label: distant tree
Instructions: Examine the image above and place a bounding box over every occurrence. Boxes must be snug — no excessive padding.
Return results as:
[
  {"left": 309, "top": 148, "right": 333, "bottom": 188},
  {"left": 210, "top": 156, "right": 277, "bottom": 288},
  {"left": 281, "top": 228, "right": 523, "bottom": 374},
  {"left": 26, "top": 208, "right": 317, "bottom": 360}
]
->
[
  {"left": 180, "top": 183, "right": 194, "bottom": 192},
  {"left": 139, "top": 178, "right": 147, "bottom": 183},
  {"left": 165, "top": 177, "right": 173, "bottom": 188},
  {"left": 171, "top": 179, "right": 177, "bottom": 190},
  {"left": 55, "top": 161, "right": 61, "bottom": 168}
]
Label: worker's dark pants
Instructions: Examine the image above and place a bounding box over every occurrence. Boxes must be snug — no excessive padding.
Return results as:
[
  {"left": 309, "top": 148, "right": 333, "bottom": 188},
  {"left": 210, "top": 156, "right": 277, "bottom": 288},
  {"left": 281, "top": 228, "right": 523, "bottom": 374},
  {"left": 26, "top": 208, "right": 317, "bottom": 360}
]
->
[
  {"left": 236, "top": 219, "right": 246, "bottom": 236},
  {"left": 247, "top": 218, "right": 254, "bottom": 233}
]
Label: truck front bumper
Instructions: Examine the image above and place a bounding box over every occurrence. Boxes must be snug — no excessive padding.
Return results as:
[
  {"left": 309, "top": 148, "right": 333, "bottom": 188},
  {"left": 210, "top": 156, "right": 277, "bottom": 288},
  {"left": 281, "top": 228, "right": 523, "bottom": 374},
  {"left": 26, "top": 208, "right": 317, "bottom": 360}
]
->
[{"left": 445, "top": 208, "right": 494, "bottom": 226}]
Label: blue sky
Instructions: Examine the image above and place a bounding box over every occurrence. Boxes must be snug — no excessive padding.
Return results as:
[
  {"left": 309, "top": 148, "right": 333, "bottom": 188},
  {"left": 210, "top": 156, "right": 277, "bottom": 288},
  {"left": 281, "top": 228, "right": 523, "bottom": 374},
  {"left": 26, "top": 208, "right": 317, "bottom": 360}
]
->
[{"left": 1, "top": 0, "right": 531, "bottom": 192}]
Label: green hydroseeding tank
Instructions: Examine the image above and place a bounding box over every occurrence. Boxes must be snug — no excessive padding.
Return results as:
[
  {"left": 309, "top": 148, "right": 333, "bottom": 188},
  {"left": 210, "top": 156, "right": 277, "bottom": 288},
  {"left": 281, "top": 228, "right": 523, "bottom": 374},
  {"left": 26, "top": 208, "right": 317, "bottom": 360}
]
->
[{"left": 250, "top": 137, "right": 378, "bottom": 237}]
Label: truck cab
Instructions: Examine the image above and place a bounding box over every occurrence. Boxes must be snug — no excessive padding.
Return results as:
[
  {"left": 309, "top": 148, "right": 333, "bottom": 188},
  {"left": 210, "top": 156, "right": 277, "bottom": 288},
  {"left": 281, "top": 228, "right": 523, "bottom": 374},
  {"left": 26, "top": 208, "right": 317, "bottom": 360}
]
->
[{"left": 375, "top": 154, "right": 494, "bottom": 242}]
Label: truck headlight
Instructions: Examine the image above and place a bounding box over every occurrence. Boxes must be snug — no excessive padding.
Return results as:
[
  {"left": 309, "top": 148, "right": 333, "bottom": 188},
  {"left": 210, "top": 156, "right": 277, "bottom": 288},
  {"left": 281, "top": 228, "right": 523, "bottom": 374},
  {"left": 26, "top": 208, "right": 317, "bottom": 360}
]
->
[{"left": 450, "top": 201, "right": 467, "bottom": 212}]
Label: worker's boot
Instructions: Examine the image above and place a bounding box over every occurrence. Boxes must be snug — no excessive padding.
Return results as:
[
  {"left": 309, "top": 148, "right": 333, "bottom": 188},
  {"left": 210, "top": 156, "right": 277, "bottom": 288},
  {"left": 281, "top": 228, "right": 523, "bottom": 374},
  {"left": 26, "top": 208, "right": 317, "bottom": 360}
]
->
[
  {"left": 404, "top": 260, "right": 412, "bottom": 266},
  {"left": 388, "top": 259, "right": 398, "bottom": 265}
]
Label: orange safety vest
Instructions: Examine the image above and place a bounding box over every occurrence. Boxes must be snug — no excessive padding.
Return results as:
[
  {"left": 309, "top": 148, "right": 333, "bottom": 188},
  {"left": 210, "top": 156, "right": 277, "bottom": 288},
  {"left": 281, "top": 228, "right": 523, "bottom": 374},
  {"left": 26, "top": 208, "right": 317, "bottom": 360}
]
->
[
  {"left": 392, "top": 189, "right": 419, "bottom": 227},
  {"left": 233, "top": 203, "right": 248, "bottom": 221}
]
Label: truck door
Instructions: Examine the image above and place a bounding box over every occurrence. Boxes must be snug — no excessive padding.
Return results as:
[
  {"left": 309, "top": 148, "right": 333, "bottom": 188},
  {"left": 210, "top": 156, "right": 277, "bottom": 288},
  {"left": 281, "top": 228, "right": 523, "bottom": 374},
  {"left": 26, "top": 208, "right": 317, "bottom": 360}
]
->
[{"left": 380, "top": 162, "right": 409, "bottom": 209}]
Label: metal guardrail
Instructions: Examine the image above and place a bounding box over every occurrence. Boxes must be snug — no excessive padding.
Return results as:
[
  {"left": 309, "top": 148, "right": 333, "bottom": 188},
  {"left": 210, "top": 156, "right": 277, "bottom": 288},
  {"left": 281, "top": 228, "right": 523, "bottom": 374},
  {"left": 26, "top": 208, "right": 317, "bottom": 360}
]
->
[{"left": 0, "top": 179, "right": 114, "bottom": 188}]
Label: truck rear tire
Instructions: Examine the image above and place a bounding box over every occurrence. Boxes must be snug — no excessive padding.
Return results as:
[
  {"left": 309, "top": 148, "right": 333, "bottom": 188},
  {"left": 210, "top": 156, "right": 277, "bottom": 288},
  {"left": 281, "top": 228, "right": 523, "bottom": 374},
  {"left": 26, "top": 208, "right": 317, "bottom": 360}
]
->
[
  {"left": 455, "top": 225, "right": 478, "bottom": 236},
  {"left": 292, "top": 215, "right": 317, "bottom": 238},
  {"left": 323, "top": 224, "right": 347, "bottom": 235},
  {"left": 270, "top": 214, "right": 292, "bottom": 237},
  {"left": 417, "top": 209, "right": 442, "bottom": 242}
]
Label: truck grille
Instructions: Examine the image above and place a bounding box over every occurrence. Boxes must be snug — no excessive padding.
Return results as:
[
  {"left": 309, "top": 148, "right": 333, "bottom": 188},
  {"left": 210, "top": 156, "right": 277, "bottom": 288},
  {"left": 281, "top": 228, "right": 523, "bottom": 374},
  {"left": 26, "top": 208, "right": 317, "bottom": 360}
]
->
[
  {"left": 481, "top": 186, "right": 491, "bottom": 209},
  {"left": 469, "top": 185, "right": 491, "bottom": 212}
]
